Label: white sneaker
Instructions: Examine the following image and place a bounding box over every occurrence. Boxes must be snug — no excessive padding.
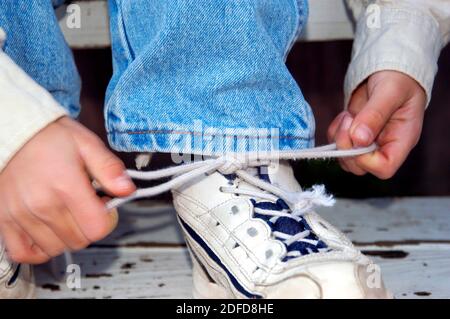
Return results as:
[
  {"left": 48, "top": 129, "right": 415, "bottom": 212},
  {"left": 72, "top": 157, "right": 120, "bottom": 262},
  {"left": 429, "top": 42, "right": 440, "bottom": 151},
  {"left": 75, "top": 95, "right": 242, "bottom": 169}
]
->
[
  {"left": 172, "top": 161, "right": 392, "bottom": 299},
  {"left": 0, "top": 242, "right": 35, "bottom": 299},
  {"left": 106, "top": 143, "right": 391, "bottom": 299}
]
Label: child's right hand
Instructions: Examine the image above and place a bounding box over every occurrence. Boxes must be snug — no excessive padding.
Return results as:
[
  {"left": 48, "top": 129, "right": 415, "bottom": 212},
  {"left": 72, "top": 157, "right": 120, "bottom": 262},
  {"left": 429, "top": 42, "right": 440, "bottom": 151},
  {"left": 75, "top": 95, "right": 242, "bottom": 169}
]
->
[{"left": 0, "top": 116, "right": 136, "bottom": 264}]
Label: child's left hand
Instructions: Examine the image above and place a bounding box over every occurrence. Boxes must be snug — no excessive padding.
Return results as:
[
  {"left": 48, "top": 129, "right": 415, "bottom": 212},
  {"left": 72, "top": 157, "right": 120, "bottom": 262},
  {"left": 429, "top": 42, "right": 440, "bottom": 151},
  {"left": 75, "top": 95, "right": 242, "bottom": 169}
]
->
[{"left": 328, "top": 70, "right": 427, "bottom": 179}]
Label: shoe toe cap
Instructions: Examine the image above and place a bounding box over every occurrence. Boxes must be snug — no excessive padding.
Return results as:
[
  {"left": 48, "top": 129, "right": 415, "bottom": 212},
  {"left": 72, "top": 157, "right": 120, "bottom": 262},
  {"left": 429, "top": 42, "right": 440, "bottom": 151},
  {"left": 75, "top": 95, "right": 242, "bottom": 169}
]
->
[
  {"left": 305, "top": 261, "right": 391, "bottom": 299},
  {"left": 264, "top": 261, "right": 392, "bottom": 299},
  {"left": 264, "top": 275, "right": 321, "bottom": 299}
]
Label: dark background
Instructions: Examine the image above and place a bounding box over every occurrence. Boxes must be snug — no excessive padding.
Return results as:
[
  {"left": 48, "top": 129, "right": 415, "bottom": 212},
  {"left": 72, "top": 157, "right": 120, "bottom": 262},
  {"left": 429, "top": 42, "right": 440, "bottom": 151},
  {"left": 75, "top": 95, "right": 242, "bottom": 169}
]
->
[{"left": 75, "top": 40, "right": 450, "bottom": 197}]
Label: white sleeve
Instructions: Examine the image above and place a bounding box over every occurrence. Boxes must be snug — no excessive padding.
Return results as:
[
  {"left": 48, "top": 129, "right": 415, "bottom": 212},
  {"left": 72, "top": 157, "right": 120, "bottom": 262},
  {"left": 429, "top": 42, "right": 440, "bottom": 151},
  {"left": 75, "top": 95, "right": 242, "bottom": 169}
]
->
[
  {"left": 0, "top": 28, "right": 67, "bottom": 172},
  {"left": 344, "top": 0, "right": 450, "bottom": 106}
]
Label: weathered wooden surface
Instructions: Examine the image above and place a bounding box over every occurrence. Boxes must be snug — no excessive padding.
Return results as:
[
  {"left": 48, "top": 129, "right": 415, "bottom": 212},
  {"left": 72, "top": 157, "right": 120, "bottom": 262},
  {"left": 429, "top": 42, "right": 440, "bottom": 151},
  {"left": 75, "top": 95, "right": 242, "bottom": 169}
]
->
[
  {"left": 93, "top": 198, "right": 450, "bottom": 246},
  {"left": 58, "top": 0, "right": 355, "bottom": 49},
  {"left": 35, "top": 197, "right": 450, "bottom": 299},
  {"left": 36, "top": 248, "right": 193, "bottom": 299}
]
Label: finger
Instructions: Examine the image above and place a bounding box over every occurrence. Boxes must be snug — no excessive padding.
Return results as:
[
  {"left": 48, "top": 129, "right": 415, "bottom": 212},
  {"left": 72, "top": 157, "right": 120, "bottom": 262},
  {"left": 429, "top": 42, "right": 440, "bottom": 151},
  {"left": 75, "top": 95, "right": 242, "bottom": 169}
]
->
[
  {"left": 335, "top": 113, "right": 367, "bottom": 176},
  {"left": 338, "top": 158, "right": 350, "bottom": 172},
  {"left": 349, "top": 85, "right": 405, "bottom": 147},
  {"left": 8, "top": 202, "right": 67, "bottom": 258},
  {"left": 101, "top": 196, "right": 119, "bottom": 231},
  {"left": 31, "top": 198, "right": 90, "bottom": 252},
  {"left": 346, "top": 81, "right": 369, "bottom": 116},
  {"left": 354, "top": 122, "right": 421, "bottom": 179},
  {"left": 60, "top": 170, "right": 120, "bottom": 242},
  {"left": 329, "top": 114, "right": 352, "bottom": 173},
  {"left": 74, "top": 134, "right": 135, "bottom": 197},
  {"left": 0, "top": 220, "right": 50, "bottom": 264},
  {"left": 327, "top": 111, "right": 346, "bottom": 142},
  {"left": 335, "top": 84, "right": 369, "bottom": 174},
  {"left": 353, "top": 142, "right": 406, "bottom": 179},
  {"left": 340, "top": 158, "right": 367, "bottom": 176}
]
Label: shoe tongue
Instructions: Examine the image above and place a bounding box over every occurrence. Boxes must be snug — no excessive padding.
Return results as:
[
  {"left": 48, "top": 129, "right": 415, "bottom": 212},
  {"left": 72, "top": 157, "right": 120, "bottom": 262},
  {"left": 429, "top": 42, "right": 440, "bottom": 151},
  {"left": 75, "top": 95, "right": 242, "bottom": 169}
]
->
[
  {"left": 227, "top": 160, "right": 301, "bottom": 196},
  {"left": 265, "top": 160, "right": 302, "bottom": 192}
]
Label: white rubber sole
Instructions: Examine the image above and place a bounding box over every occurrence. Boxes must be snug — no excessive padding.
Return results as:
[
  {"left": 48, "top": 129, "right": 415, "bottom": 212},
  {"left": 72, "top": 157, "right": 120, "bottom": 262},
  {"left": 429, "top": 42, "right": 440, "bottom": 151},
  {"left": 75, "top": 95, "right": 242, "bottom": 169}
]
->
[
  {"left": 181, "top": 217, "right": 394, "bottom": 299},
  {"left": 0, "top": 265, "right": 36, "bottom": 299},
  {"left": 192, "top": 259, "right": 229, "bottom": 299}
]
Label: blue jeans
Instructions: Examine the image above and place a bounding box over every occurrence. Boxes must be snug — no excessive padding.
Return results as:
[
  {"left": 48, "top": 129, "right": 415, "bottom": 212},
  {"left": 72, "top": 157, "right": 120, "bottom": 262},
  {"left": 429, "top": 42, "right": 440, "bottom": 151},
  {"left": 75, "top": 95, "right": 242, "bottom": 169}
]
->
[
  {"left": 0, "top": 0, "right": 80, "bottom": 115},
  {"left": 1, "top": 0, "right": 314, "bottom": 155}
]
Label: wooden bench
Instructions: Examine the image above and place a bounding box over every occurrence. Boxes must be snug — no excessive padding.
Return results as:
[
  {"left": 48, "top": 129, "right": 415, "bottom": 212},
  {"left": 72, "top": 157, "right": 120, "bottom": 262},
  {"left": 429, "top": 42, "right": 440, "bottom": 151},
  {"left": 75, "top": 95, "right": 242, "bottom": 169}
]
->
[
  {"left": 35, "top": 197, "right": 450, "bottom": 298},
  {"left": 57, "top": 0, "right": 355, "bottom": 49}
]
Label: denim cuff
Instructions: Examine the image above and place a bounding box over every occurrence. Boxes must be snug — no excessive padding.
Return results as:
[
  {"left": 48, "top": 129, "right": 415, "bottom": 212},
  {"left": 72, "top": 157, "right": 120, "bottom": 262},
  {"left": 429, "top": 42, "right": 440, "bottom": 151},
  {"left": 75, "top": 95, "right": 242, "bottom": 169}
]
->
[{"left": 108, "top": 128, "right": 315, "bottom": 155}]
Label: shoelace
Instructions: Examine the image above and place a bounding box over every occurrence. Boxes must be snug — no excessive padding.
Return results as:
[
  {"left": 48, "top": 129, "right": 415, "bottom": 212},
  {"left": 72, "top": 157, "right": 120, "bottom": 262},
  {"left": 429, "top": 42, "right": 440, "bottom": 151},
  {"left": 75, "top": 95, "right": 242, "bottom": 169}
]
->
[
  {"left": 106, "top": 143, "right": 376, "bottom": 210},
  {"left": 53, "top": 143, "right": 375, "bottom": 279},
  {"left": 245, "top": 185, "right": 332, "bottom": 259},
  {"left": 219, "top": 165, "right": 333, "bottom": 259},
  {"left": 107, "top": 143, "right": 376, "bottom": 260}
]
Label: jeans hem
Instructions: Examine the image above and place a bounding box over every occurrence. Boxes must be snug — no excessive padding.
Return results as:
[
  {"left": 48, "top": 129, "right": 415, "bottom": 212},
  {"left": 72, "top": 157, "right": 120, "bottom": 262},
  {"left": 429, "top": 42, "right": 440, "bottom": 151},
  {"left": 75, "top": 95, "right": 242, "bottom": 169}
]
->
[{"left": 107, "top": 130, "right": 315, "bottom": 155}]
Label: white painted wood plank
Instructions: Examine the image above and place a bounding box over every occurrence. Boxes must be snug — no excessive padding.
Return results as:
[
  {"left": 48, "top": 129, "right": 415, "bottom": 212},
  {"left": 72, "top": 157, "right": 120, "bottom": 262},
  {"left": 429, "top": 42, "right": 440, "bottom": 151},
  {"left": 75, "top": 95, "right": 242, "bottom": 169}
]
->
[
  {"left": 316, "top": 197, "right": 450, "bottom": 244},
  {"left": 99, "top": 197, "right": 450, "bottom": 247},
  {"left": 35, "top": 244, "right": 450, "bottom": 299},
  {"left": 299, "top": 0, "right": 354, "bottom": 41},
  {"left": 57, "top": 1, "right": 111, "bottom": 48},
  {"left": 361, "top": 244, "right": 450, "bottom": 299},
  {"left": 58, "top": 0, "right": 354, "bottom": 49},
  {"left": 35, "top": 197, "right": 450, "bottom": 298},
  {"left": 35, "top": 248, "right": 193, "bottom": 299}
]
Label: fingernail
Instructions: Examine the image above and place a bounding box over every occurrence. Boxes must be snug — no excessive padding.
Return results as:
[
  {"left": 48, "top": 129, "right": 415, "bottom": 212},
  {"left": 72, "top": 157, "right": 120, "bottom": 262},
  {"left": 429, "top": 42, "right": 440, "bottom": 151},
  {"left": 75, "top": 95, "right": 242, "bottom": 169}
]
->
[
  {"left": 336, "top": 111, "right": 347, "bottom": 122},
  {"left": 353, "top": 124, "right": 373, "bottom": 145},
  {"left": 115, "top": 173, "right": 134, "bottom": 190},
  {"left": 341, "top": 115, "right": 353, "bottom": 131}
]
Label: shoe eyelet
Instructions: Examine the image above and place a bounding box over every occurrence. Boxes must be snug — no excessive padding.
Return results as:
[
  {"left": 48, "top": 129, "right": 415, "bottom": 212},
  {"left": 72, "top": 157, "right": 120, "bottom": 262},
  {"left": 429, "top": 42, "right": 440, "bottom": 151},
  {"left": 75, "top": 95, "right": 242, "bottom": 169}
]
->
[
  {"left": 247, "top": 227, "right": 258, "bottom": 237},
  {"left": 265, "top": 249, "right": 273, "bottom": 259},
  {"left": 231, "top": 205, "right": 239, "bottom": 214}
]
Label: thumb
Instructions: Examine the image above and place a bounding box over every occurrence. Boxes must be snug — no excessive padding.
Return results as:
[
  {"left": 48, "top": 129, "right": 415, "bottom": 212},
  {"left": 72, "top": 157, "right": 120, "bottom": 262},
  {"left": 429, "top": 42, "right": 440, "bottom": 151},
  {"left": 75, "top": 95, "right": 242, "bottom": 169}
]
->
[
  {"left": 349, "top": 86, "right": 404, "bottom": 147},
  {"left": 101, "top": 196, "right": 120, "bottom": 229},
  {"left": 76, "top": 136, "right": 135, "bottom": 197}
]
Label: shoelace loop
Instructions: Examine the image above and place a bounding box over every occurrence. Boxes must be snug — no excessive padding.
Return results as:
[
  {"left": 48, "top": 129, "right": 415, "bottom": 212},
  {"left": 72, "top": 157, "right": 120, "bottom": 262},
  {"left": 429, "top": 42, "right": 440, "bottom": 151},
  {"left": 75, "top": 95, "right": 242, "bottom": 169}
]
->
[{"left": 217, "top": 155, "right": 249, "bottom": 175}]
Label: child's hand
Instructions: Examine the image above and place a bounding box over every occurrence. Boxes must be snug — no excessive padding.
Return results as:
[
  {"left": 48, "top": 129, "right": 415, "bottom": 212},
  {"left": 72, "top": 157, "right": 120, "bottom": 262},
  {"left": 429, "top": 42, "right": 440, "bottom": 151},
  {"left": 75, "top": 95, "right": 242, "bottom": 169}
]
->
[
  {"left": 0, "top": 117, "right": 136, "bottom": 264},
  {"left": 328, "top": 70, "right": 426, "bottom": 179}
]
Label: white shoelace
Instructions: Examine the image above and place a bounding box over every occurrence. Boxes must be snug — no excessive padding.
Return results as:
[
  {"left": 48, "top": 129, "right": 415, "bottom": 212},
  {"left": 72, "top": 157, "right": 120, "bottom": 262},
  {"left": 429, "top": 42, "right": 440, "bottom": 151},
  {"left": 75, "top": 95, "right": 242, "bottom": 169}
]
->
[
  {"left": 105, "top": 143, "right": 376, "bottom": 260},
  {"left": 227, "top": 183, "right": 333, "bottom": 258},
  {"left": 52, "top": 143, "right": 375, "bottom": 279},
  {"left": 106, "top": 143, "right": 376, "bottom": 211}
]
